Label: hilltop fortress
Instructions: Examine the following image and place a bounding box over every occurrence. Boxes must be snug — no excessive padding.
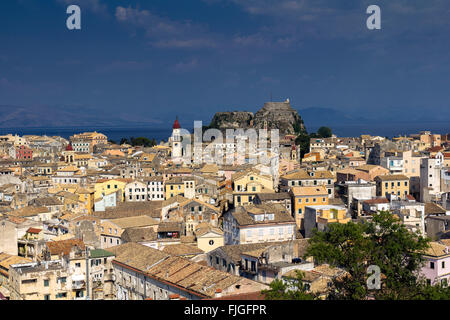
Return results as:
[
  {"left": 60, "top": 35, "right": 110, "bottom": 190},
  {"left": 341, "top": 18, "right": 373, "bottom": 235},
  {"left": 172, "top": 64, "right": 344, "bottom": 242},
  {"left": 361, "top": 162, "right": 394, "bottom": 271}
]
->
[{"left": 208, "top": 99, "right": 306, "bottom": 136}]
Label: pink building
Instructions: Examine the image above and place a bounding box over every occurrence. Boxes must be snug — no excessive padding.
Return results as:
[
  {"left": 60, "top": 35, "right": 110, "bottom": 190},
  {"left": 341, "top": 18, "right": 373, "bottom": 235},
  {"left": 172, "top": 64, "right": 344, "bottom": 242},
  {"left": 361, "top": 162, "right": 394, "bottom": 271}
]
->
[{"left": 420, "top": 241, "right": 450, "bottom": 286}]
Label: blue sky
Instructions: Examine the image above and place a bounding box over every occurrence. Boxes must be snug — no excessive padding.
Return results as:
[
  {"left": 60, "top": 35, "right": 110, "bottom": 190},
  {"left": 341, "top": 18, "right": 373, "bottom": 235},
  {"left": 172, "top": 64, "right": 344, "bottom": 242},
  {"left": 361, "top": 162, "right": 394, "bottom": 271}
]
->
[{"left": 0, "top": 0, "right": 450, "bottom": 130}]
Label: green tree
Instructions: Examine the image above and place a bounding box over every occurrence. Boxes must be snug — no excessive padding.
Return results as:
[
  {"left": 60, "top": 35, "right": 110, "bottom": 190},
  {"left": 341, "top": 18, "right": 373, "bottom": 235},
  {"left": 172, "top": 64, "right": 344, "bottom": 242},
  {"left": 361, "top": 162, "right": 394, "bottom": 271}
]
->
[
  {"left": 317, "top": 126, "right": 332, "bottom": 138},
  {"left": 125, "top": 137, "right": 157, "bottom": 147},
  {"left": 305, "top": 211, "right": 431, "bottom": 300},
  {"left": 295, "top": 132, "right": 310, "bottom": 159},
  {"left": 120, "top": 138, "right": 129, "bottom": 145},
  {"left": 262, "top": 270, "right": 317, "bottom": 300}
]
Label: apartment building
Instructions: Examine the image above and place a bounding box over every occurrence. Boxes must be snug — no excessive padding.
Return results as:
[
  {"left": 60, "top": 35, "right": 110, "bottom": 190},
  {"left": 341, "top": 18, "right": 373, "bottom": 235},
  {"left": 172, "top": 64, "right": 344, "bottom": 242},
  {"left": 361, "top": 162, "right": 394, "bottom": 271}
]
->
[
  {"left": 290, "top": 186, "right": 329, "bottom": 230},
  {"left": 222, "top": 203, "right": 296, "bottom": 245},
  {"left": 375, "top": 174, "right": 409, "bottom": 199}
]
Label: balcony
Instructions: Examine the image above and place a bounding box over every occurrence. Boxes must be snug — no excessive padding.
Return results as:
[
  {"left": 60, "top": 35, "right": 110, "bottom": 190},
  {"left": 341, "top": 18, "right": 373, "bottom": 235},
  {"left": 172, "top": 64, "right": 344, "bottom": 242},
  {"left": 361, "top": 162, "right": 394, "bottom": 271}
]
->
[{"left": 72, "top": 278, "right": 86, "bottom": 289}]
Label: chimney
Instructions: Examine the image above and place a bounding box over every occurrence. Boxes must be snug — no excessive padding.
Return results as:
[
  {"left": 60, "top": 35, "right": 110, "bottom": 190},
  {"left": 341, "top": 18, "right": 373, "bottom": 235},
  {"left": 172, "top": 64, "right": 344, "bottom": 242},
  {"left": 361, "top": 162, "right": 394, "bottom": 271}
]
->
[
  {"left": 445, "top": 247, "right": 449, "bottom": 254},
  {"left": 214, "top": 288, "right": 222, "bottom": 298}
]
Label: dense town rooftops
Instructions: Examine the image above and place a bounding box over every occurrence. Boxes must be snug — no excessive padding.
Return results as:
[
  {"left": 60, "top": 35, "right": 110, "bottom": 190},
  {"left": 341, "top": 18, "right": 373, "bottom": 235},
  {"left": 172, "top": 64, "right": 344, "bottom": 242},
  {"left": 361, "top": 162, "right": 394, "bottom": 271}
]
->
[
  {"left": 8, "top": 206, "right": 49, "bottom": 217},
  {"left": 424, "top": 202, "right": 447, "bottom": 216},
  {"left": 291, "top": 185, "right": 328, "bottom": 196},
  {"left": 108, "top": 215, "right": 159, "bottom": 229},
  {"left": 375, "top": 174, "right": 409, "bottom": 181},
  {"left": 46, "top": 239, "right": 86, "bottom": 256},
  {"left": 162, "top": 244, "right": 204, "bottom": 256},
  {"left": 363, "top": 198, "right": 390, "bottom": 204},
  {"left": 231, "top": 203, "right": 295, "bottom": 226},
  {"left": 121, "top": 228, "right": 158, "bottom": 243},
  {"left": 422, "top": 242, "right": 450, "bottom": 258},
  {"left": 253, "top": 192, "right": 291, "bottom": 201}
]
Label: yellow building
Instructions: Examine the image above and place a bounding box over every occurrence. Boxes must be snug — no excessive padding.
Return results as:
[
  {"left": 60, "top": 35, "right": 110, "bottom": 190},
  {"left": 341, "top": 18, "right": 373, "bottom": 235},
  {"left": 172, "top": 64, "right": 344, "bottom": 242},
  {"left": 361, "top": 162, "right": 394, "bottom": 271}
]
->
[
  {"left": 52, "top": 185, "right": 95, "bottom": 214},
  {"left": 280, "top": 169, "right": 335, "bottom": 197},
  {"left": 304, "top": 205, "right": 350, "bottom": 237},
  {"left": 94, "top": 178, "right": 131, "bottom": 202},
  {"left": 9, "top": 260, "right": 73, "bottom": 300},
  {"left": 195, "top": 226, "right": 224, "bottom": 253},
  {"left": 164, "top": 176, "right": 196, "bottom": 199},
  {"left": 232, "top": 169, "right": 274, "bottom": 206},
  {"left": 73, "top": 154, "right": 92, "bottom": 168},
  {"left": 375, "top": 174, "right": 409, "bottom": 198},
  {"left": 290, "top": 186, "right": 329, "bottom": 230}
]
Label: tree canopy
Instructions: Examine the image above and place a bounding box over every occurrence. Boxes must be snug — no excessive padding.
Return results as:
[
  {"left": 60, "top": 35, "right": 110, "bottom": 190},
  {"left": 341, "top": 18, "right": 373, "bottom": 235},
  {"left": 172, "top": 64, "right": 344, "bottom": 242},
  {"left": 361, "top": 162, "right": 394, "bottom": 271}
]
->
[
  {"left": 304, "top": 211, "right": 434, "bottom": 300},
  {"left": 120, "top": 137, "right": 157, "bottom": 147},
  {"left": 317, "top": 126, "right": 332, "bottom": 138},
  {"left": 262, "top": 270, "right": 317, "bottom": 300}
]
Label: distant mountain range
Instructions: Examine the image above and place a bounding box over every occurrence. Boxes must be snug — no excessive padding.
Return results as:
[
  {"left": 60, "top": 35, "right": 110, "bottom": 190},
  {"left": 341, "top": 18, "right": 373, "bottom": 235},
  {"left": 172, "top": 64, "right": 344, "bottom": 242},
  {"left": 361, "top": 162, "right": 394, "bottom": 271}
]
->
[
  {"left": 0, "top": 105, "right": 162, "bottom": 128},
  {"left": 299, "top": 106, "right": 450, "bottom": 126},
  {"left": 0, "top": 104, "right": 447, "bottom": 136}
]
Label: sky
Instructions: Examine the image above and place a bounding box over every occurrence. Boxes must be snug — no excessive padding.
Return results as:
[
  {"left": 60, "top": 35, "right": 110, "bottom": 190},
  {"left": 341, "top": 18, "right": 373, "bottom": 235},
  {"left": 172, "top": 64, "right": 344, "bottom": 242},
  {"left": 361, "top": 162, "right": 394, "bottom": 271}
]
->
[{"left": 0, "top": 0, "right": 450, "bottom": 131}]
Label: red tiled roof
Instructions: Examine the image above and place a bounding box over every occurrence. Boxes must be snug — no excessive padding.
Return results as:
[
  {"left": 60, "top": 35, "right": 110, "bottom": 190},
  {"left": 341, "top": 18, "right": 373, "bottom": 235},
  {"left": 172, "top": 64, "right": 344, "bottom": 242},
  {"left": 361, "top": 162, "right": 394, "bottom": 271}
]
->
[
  {"left": 427, "top": 146, "right": 444, "bottom": 152},
  {"left": 364, "top": 198, "right": 389, "bottom": 204},
  {"left": 46, "top": 239, "right": 86, "bottom": 256},
  {"left": 27, "top": 227, "right": 42, "bottom": 234}
]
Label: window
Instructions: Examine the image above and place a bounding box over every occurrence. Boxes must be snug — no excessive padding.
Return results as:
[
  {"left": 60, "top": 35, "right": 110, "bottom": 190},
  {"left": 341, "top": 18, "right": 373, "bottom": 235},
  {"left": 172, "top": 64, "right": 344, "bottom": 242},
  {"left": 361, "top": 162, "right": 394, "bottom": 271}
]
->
[
  {"left": 75, "top": 263, "right": 81, "bottom": 268},
  {"left": 442, "top": 261, "right": 445, "bottom": 269},
  {"left": 44, "top": 279, "right": 49, "bottom": 287},
  {"left": 44, "top": 294, "right": 50, "bottom": 300},
  {"left": 430, "top": 262, "right": 435, "bottom": 269},
  {"left": 216, "top": 257, "right": 219, "bottom": 265}
]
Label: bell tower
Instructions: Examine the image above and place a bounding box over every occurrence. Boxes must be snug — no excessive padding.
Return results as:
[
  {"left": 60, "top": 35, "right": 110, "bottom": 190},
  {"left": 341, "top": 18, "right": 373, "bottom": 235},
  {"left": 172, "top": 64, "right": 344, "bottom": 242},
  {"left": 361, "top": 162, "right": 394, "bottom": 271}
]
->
[{"left": 171, "top": 117, "right": 182, "bottom": 158}]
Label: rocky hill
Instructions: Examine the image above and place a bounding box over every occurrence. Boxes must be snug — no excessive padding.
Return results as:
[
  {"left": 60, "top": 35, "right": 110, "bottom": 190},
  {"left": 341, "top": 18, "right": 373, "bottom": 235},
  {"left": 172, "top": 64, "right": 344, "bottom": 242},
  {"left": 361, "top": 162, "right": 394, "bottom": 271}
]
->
[
  {"left": 208, "top": 99, "right": 305, "bottom": 135},
  {"left": 209, "top": 111, "right": 254, "bottom": 130}
]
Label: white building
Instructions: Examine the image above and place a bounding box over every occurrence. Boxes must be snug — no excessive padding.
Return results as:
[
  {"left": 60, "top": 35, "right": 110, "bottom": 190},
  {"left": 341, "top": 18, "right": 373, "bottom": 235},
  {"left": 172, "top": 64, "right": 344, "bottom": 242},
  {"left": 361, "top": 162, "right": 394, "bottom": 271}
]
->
[
  {"left": 222, "top": 203, "right": 296, "bottom": 245},
  {"left": 125, "top": 180, "right": 147, "bottom": 202},
  {"left": 420, "top": 154, "right": 444, "bottom": 202},
  {"left": 144, "top": 176, "right": 164, "bottom": 201}
]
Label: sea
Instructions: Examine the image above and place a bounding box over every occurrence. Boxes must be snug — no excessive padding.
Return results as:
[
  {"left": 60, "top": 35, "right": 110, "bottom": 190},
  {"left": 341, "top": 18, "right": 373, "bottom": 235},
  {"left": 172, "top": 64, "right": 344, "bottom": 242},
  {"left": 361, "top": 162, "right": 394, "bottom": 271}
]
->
[
  {"left": 0, "top": 121, "right": 448, "bottom": 142},
  {"left": 0, "top": 126, "right": 175, "bottom": 144}
]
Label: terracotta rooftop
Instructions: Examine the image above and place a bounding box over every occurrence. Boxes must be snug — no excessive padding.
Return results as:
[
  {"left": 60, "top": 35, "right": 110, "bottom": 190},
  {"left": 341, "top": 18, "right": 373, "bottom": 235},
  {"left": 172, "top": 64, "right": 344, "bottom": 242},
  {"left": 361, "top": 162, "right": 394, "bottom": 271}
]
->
[{"left": 46, "top": 239, "right": 86, "bottom": 256}]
